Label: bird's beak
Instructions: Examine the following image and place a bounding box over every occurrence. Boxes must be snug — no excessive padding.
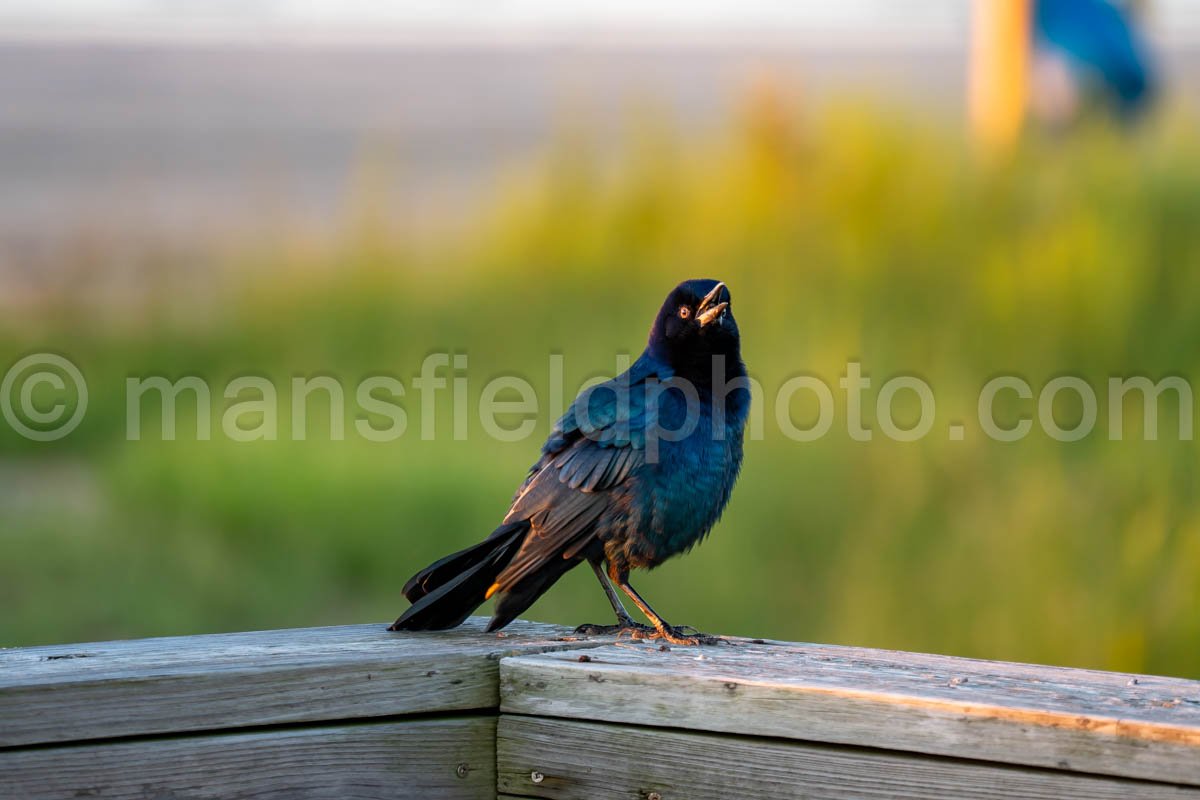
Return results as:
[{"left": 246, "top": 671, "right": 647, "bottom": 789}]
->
[{"left": 696, "top": 282, "right": 729, "bottom": 327}]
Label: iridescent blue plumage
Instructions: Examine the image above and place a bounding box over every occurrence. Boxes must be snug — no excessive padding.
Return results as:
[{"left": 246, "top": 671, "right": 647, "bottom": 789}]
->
[
  {"left": 391, "top": 279, "right": 749, "bottom": 645},
  {"left": 1034, "top": 0, "right": 1155, "bottom": 117}
]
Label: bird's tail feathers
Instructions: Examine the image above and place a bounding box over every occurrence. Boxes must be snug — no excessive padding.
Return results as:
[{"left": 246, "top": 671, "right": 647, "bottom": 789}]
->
[
  {"left": 389, "top": 521, "right": 528, "bottom": 632},
  {"left": 486, "top": 555, "right": 577, "bottom": 632}
]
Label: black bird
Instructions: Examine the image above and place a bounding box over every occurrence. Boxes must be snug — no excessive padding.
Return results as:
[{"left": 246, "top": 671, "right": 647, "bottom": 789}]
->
[{"left": 389, "top": 279, "right": 749, "bottom": 645}]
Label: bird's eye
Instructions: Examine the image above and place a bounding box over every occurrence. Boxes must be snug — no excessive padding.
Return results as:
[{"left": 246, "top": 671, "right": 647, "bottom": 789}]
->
[{"left": 678, "top": 306, "right": 691, "bottom": 319}]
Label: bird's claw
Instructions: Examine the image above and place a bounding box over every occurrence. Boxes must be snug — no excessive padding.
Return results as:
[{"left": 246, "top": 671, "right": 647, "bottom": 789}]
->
[
  {"left": 650, "top": 625, "right": 722, "bottom": 646},
  {"left": 670, "top": 624, "right": 702, "bottom": 636},
  {"left": 573, "top": 621, "right": 721, "bottom": 646},
  {"left": 574, "top": 622, "right": 656, "bottom": 639},
  {"left": 657, "top": 628, "right": 720, "bottom": 647}
]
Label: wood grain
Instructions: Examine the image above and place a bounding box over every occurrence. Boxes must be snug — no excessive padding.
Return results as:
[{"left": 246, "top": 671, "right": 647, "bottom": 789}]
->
[
  {"left": 497, "top": 715, "right": 1200, "bottom": 800},
  {"left": 0, "top": 717, "right": 494, "bottom": 800},
  {"left": 500, "top": 637, "right": 1200, "bottom": 786},
  {"left": 0, "top": 617, "right": 587, "bottom": 747}
]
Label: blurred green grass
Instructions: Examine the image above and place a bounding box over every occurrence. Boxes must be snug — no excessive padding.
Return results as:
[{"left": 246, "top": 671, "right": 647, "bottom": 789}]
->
[{"left": 3, "top": 89, "right": 1199, "bottom": 677}]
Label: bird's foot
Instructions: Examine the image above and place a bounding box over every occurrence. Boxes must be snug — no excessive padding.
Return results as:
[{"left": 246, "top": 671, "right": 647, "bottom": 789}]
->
[
  {"left": 574, "top": 620, "right": 657, "bottom": 639},
  {"left": 650, "top": 624, "right": 722, "bottom": 646}
]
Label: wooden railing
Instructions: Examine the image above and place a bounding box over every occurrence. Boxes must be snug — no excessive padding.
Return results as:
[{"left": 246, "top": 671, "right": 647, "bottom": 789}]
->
[{"left": 2, "top": 619, "right": 1198, "bottom": 799}]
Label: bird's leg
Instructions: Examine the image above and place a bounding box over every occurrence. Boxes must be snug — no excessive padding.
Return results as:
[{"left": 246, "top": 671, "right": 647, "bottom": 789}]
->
[
  {"left": 574, "top": 560, "right": 656, "bottom": 638},
  {"left": 593, "top": 561, "right": 638, "bottom": 626},
  {"left": 615, "top": 575, "right": 719, "bottom": 646}
]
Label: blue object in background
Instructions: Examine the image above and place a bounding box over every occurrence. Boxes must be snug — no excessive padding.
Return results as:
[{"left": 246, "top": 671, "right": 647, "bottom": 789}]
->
[{"left": 1034, "top": 0, "right": 1157, "bottom": 117}]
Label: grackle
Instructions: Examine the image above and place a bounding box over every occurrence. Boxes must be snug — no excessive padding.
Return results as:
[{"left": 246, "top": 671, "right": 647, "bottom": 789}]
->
[{"left": 389, "top": 279, "right": 749, "bottom": 645}]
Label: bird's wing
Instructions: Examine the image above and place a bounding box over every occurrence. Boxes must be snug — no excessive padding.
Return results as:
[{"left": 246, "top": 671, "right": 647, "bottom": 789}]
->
[
  {"left": 512, "top": 353, "right": 667, "bottom": 502},
  {"left": 493, "top": 354, "right": 668, "bottom": 590}
]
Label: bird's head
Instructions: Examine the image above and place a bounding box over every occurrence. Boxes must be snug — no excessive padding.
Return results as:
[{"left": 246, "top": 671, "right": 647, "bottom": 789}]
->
[{"left": 647, "top": 278, "right": 742, "bottom": 380}]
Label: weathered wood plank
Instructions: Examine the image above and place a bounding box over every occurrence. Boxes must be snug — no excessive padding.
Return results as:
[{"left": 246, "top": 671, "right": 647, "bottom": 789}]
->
[
  {"left": 0, "top": 618, "right": 586, "bottom": 747},
  {"left": 500, "top": 638, "right": 1200, "bottom": 786},
  {"left": 0, "top": 717, "right": 494, "bottom": 800},
  {"left": 497, "top": 715, "right": 1200, "bottom": 800}
]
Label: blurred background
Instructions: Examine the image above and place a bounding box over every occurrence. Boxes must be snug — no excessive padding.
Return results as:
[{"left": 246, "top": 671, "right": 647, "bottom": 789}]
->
[{"left": 2, "top": 1, "right": 1199, "bottom": 677}]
